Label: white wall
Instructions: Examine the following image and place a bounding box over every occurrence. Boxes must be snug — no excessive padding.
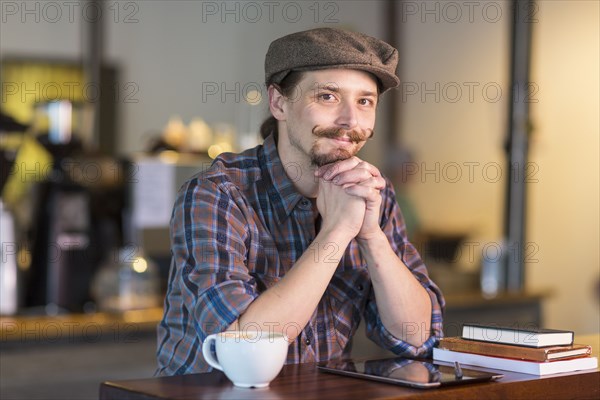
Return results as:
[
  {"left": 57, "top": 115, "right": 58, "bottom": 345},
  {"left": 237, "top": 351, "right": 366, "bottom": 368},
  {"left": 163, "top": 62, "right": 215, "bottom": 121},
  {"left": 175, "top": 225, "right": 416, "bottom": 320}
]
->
[
  {"left": 0, "top": 1, "right": 83, "bottom": 58},
  {"left": 398, "top": 0, "right": 599, "bottom": 335},
  {"left": 527, "top": 0, "right": 600, "bottom": 334},
  {"left": 397, "top": 0, "right": 510, "bottom": 258}
]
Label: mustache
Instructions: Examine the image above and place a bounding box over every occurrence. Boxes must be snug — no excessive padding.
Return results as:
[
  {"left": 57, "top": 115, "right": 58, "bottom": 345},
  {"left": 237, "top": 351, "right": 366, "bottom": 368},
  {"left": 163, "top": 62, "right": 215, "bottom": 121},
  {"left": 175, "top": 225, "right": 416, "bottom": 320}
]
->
[{"left": 312, "top": 126, "right": 373, "bottom": 143}]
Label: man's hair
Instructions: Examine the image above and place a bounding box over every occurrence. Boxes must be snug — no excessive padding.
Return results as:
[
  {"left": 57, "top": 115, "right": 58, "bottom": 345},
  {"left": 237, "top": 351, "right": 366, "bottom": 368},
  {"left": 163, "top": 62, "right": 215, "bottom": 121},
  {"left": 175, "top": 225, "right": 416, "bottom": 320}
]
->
[{"left": 260, "top": 71, "right": 305, "bottom": 140}]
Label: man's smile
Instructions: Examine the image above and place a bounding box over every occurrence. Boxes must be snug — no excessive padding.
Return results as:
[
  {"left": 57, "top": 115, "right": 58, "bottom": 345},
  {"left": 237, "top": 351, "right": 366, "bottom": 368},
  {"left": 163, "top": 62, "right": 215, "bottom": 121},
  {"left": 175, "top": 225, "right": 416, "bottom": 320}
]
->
[{"left": 312, "top": 126, "right": 372, "bottom": 144}]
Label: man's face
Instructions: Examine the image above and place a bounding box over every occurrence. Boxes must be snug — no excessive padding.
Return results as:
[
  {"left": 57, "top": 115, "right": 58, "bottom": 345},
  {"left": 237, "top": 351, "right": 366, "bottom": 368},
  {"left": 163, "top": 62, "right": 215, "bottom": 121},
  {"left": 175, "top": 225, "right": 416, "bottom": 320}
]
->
[{"left": 279, "top": 69, "right": 378, "bottom": 167}]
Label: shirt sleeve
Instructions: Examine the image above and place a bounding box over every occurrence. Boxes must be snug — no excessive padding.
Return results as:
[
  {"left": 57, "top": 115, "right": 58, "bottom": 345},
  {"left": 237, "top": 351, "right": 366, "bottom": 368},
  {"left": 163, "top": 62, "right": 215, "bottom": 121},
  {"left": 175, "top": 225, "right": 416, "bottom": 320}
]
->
[
  {"left": 170, "top": 174, "right": 258, "bottom": 342},
  {"left": 363, "top": 178, "right": 445, "bottom": 357}
]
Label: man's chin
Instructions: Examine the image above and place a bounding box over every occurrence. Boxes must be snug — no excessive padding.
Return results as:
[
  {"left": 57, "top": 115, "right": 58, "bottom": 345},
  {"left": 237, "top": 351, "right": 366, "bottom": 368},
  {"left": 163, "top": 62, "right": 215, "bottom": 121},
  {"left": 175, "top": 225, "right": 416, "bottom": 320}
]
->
[{"left": 310, "top": 149, "right": 353, "bottom": 167}]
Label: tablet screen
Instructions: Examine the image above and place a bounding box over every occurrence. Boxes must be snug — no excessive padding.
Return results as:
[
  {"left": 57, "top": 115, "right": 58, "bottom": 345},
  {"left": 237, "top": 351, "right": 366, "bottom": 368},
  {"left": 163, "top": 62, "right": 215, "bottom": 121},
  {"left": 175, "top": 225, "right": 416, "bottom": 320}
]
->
[{"left": 318, "top": 357, "right": 503, "bottom": 389}]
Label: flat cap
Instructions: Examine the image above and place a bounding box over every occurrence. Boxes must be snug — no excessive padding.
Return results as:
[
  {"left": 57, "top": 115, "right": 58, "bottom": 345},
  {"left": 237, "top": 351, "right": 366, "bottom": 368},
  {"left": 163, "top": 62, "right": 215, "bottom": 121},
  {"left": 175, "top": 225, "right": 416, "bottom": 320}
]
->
[{"left": 265, "top": 28, "right": 400, "bottom": 93}]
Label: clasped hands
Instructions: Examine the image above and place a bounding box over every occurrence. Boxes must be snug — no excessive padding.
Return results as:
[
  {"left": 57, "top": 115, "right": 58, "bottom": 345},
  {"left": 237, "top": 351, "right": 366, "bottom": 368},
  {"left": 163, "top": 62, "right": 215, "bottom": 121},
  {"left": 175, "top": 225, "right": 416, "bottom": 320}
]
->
[{"left": 314, "top": 157, "right": 386, "bottom": 242}]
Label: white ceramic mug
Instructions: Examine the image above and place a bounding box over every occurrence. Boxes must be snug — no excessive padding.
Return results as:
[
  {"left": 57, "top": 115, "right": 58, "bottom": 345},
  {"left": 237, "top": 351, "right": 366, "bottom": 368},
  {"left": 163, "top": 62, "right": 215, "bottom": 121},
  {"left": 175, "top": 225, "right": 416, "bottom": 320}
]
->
[{"left": 201, "top": 331, "right": 289, "bottom": 388}]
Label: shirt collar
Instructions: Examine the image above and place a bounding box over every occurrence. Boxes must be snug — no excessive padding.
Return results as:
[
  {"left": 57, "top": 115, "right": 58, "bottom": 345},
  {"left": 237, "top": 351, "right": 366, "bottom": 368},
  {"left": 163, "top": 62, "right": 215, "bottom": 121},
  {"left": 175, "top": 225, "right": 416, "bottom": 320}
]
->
[{"left": 259, "top": 134, "right": 307, "bottom": 223}]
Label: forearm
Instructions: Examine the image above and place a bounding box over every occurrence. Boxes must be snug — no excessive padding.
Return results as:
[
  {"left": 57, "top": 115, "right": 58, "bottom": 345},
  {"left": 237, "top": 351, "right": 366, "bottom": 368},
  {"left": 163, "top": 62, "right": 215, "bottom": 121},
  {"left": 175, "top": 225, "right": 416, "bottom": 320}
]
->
[
  {"left": 232, "top": 229, "right": 350, "bottom": 341},
  {"left": 358, "top": 230, "right": 432, "bottom": 347}
]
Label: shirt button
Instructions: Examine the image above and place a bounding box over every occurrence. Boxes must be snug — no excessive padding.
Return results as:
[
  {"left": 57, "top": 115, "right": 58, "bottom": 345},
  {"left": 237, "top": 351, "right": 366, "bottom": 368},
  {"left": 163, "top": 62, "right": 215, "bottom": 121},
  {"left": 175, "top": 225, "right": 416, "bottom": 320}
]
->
[
  {"left": 357, "top": 284, "right": 364, "bottom": 291},
  {"left": 301, "top": 199, "right": 310, "bottom": 207},
  {"left": 305, "top": 338, "right": 311, "bottom": 346}
]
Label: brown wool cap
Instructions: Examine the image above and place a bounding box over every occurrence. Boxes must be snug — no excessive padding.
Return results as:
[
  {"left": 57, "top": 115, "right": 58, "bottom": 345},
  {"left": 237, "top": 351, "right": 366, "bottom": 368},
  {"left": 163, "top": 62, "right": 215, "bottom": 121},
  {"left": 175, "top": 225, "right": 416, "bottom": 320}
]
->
[{"left": 265, "top": 28, "right": 400, "bottom": 93}]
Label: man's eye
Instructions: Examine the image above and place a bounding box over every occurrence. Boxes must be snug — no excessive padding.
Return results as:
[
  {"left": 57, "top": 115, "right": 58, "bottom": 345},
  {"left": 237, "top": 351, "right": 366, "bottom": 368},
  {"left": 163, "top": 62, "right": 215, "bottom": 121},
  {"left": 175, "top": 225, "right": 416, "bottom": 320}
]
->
[
  {"left": 359, "top": 98, "right": 374, "bottom": 106},
  {"left": 318, "top": 93, "right": 335, "bottom": 102}
]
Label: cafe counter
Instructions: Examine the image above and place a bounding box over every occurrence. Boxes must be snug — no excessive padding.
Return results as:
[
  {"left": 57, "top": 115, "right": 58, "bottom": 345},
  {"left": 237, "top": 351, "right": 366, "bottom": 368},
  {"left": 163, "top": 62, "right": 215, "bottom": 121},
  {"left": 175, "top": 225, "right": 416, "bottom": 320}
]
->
[
  {"left": 0, "top": 308, "right": 162, "bottom": 399},
  {"left": 0, "top": 308, "right": 163, "bottom": 345}
]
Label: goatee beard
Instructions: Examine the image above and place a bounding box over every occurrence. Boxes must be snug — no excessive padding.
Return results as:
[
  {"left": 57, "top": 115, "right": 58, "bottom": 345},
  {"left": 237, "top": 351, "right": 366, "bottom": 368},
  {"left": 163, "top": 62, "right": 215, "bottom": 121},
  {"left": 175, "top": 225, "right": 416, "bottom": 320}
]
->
[
  {"left": 310, "top": 148, "right": 353, "bottom": 167},
  {"left": 309, "top": 126, "right": 373, "bottom": 167}
]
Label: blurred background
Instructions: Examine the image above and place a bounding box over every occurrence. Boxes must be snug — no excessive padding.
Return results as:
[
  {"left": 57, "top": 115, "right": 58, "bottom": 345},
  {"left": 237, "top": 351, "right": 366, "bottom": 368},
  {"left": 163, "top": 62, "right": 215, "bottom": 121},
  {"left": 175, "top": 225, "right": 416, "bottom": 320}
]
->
[{"left": 0, "top": 0, "right": 598, "bottom": 399}]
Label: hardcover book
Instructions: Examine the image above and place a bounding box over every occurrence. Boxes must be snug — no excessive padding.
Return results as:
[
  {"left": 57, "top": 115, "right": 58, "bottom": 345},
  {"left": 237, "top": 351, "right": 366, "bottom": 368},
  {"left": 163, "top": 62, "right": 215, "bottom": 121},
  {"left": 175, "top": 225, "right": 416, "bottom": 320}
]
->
[
  {"left": 438, "top": 337, "right": 592, "bottom": 362},
  {"left": 433, "top": 348, "right": 598, "bottom": 376},
  {"left": 462, "top": 324, "right": 574, "bottom": 348}
]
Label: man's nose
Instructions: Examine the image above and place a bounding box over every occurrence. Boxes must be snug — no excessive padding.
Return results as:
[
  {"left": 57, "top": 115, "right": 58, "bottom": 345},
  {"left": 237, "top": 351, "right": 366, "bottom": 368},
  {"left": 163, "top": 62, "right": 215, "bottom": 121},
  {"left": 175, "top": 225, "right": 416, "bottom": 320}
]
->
[{"left": 334, "top": 101, "right": 358, "bottom": 130}]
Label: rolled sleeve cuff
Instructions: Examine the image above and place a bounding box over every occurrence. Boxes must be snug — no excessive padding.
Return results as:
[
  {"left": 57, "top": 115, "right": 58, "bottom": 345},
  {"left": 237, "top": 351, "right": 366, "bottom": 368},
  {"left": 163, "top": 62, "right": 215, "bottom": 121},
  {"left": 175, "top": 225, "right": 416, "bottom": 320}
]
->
[
  {"left": 366, "top": 282, "right": 445, "bottom": 358},
  {"left": 376, "top": 312, "right": 438, "bottom": 358},
  {"left": 371, "top": 313, "right": 439, "bottom": 358}
]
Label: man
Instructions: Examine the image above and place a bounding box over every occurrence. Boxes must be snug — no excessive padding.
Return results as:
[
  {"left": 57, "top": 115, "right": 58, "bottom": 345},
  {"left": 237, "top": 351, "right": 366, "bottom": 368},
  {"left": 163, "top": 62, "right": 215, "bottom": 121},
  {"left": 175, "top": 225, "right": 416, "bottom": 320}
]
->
[{"left": 156, "top": 28, "right": 444, "bottom": 376}]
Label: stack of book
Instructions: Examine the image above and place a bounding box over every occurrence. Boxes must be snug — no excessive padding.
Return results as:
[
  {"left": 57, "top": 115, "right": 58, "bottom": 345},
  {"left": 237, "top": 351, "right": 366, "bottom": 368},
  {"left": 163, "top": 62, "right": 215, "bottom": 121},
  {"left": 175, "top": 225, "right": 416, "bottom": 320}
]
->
[{"left": 433, "top": 323, "right": 598, "bottom": 375}]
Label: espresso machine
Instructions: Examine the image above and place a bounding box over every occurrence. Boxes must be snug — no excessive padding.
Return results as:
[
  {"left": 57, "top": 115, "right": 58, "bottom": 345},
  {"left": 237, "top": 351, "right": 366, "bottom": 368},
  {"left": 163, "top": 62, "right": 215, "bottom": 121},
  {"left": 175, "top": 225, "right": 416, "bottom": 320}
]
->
[
  {"left": 0, "top": 112, "right": 29, "bottom": 315},
  {"left": 22, "top": 101, "right": 127, "bottom": 313}
]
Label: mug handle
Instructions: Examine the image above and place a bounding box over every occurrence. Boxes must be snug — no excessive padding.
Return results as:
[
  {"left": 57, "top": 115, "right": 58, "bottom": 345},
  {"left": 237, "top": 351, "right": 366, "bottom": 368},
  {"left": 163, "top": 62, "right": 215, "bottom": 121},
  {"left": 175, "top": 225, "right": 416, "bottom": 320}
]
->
[{"left": 201, "top": 334, "right": 223, "bottom": 371}]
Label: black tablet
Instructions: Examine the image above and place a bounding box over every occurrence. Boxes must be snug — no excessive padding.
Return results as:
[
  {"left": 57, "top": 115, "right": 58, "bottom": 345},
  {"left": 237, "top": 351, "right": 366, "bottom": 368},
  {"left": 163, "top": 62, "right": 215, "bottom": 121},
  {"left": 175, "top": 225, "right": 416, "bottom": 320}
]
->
[{"left": 318, "top": 357, "right": 503, "bottom": 389}]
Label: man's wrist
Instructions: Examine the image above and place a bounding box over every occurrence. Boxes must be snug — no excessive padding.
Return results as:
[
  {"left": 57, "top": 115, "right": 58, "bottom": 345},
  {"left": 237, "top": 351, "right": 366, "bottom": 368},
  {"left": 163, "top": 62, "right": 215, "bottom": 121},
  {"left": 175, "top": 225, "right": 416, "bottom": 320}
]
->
[
  {"left": 356, "top": 229, "right": 389, "bottom": 253},
  {"left": 314, "top": 228, "right": 354, "bottom": 257},
  {"left": 318, "top": 226, "right": 354, "bottom": 243}
]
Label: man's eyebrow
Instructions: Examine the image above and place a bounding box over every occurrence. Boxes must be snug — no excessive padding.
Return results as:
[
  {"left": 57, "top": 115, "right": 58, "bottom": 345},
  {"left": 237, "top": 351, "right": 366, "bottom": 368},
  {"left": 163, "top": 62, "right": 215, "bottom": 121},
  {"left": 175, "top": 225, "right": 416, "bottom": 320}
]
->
[
  {"left": 313, "top": 83, "right": 340, "bottom": 92},
  {"left": 359, "top": 90, "right": 378, "bottom": 97},
  {"left": 312, "top": 84, "right": 377, "bottom": 97}
]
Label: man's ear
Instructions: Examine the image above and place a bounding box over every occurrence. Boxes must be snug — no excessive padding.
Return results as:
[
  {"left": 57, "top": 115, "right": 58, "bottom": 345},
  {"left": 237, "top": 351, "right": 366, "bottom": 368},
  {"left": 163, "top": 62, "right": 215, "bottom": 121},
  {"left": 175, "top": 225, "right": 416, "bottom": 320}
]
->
[{"left": 268, "top": 85, "right": 286, "bottom": 121}]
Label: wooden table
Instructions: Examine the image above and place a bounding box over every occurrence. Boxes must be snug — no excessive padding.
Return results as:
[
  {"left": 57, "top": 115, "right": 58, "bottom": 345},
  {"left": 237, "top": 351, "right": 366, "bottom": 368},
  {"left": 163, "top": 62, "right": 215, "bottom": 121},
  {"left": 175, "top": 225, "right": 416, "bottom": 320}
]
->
[{"left": 100, "top": 361, "right": 600, "bottom": 400}]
